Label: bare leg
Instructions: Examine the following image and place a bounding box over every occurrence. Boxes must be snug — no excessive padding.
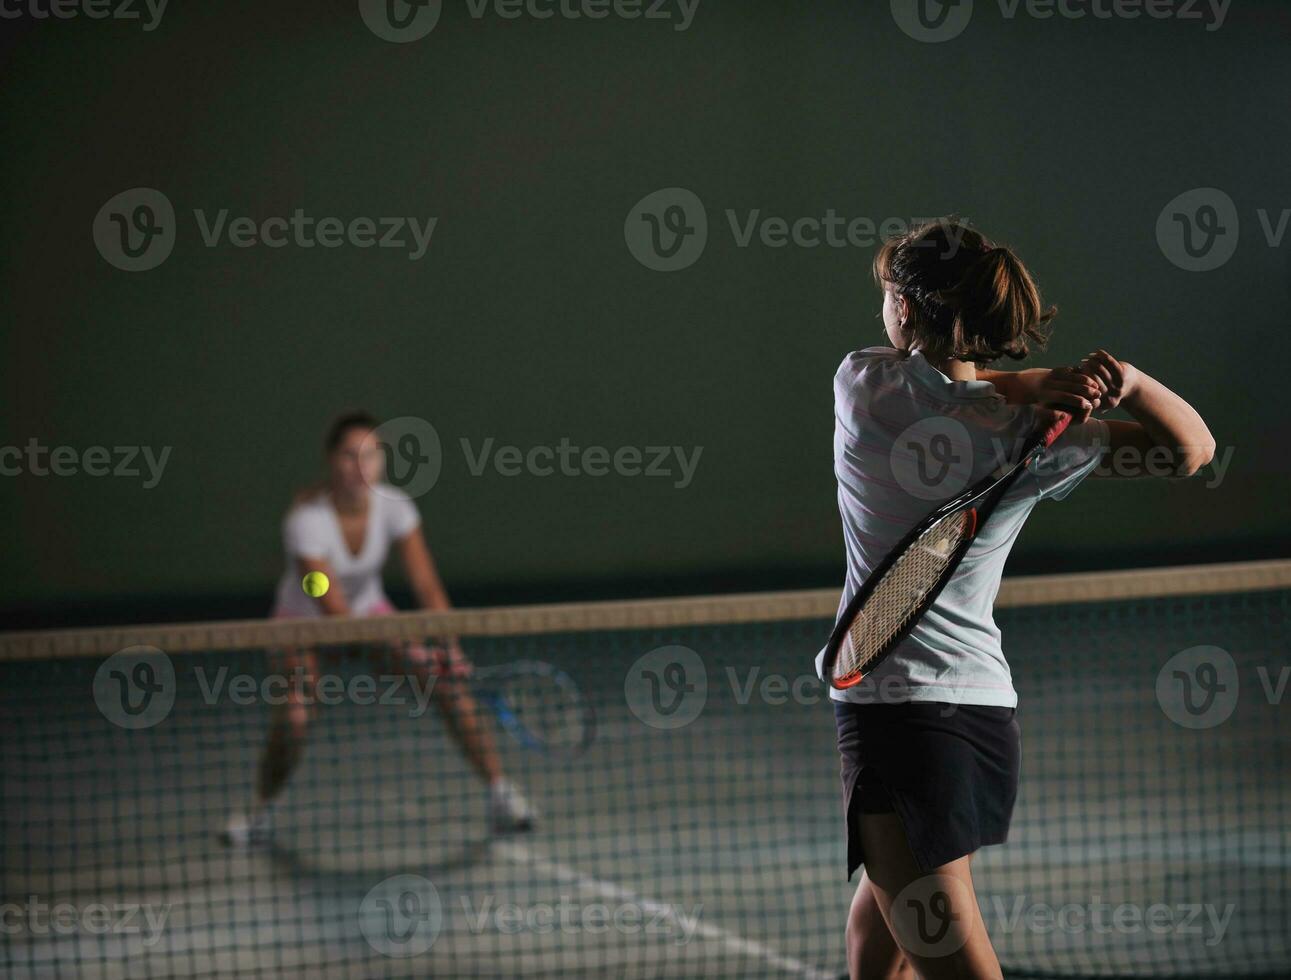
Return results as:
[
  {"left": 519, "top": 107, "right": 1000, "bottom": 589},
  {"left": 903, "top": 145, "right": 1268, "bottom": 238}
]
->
[
  {"left": 404, "top": 644, "right": 501, "bottom": 784},
  {"left": 847, "top": 870, "right": 917, "bottom": 980},
  {"left": 858, "top": 812, "right": 1002, "bottom": 980},
  {"left": 221, "top": 649, "right": 318, "bottom": 844},
  {"left": 255, "top": 648, "right": 317, "bottom": 805},
  {"left": 433, "top": 676, "right": 503, "bottom": 782},
  {"left": 404, "top": 643, "right": 534, "bottom": 829}
]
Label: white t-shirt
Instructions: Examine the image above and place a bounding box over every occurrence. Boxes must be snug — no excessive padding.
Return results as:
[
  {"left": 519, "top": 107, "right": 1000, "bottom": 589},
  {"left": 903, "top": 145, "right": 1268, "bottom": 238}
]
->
[
  {"left": 272, "top": 486, "right": 422, "bottom": 617},
  {"left": 816, "top": 347, "right": 1108, "bottom": 707}
]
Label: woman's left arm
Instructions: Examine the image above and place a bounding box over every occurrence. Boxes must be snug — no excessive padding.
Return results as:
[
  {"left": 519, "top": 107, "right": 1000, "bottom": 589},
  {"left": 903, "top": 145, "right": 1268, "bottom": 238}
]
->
[
  {"left": 399, "top": 529, "right": 452, "bottom": 611},
  {"left": 980, "top": 367, "right": 1104, "bottom": 422},
  {"left": 399, "top": 529, "right": 462, "bottom": 653}
]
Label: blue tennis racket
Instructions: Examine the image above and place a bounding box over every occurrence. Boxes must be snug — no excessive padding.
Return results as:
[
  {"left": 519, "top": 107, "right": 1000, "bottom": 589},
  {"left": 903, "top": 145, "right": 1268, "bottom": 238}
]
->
[{"left": 473, "top": 660, "right": 596, "bottom": 758}]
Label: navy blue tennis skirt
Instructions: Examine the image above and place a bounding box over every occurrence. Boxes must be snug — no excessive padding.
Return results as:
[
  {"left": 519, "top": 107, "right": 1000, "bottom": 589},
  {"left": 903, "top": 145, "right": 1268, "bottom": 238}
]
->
[{"left": 834, "top": 700, "right": 1020, "bottom": 877}]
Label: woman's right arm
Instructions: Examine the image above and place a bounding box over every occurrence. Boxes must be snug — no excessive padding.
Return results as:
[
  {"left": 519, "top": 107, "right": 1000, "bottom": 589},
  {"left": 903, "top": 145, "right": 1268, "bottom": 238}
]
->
[
  {"left": 284, "top": 507, "right": 350, "bottom": 616},
  {"left": 1082, "top": 350, "right": 1216, "bottom": 478},
  {"left": 297, "top": 557, "right": 350, "bottom": 616}
]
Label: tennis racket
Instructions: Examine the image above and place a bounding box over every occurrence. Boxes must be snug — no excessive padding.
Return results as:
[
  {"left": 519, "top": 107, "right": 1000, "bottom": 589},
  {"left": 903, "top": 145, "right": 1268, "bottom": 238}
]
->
[
  {"left": 473, "top": 660, "right": 596, "bottom": 758},
  {"left": 822, "top": 410, "right": 1073, "bottom": 690}
]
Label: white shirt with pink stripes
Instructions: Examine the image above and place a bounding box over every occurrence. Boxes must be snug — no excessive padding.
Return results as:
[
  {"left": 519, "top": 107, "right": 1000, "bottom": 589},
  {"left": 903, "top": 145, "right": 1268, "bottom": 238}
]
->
[{"left": 816, "top": 347, "right": 1107, "bottom": 707}]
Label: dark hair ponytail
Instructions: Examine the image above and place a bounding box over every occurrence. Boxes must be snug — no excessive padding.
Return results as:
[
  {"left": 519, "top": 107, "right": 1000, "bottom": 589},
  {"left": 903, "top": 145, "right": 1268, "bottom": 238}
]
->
[{"left": 873, "top": 219, "right": 1055, "bottom": 363}]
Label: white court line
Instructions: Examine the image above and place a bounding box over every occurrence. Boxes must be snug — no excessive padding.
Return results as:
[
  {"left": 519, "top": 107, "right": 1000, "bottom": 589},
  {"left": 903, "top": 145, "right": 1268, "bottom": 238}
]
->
[{"left": 494, "top": 840, "right": 836, "bottom": 980}]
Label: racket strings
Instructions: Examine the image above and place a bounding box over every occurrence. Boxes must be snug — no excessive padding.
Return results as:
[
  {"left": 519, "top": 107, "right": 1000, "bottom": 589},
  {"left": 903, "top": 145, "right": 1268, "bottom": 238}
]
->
[
  {"left": 500, "top": 673, "right": 592, "bottom": 751},
  {"left": 836, "top": 508, "right": 976, "bottom": 680}
]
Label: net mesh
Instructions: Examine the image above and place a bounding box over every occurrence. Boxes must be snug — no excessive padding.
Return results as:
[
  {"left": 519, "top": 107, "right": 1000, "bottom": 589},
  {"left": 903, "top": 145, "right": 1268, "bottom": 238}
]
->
[
  {"left": 838, "top": 507, "right": 976, "bottom": 681},
  {"left": 2, "top": 562, "right": 1289, "bottom": 979}
]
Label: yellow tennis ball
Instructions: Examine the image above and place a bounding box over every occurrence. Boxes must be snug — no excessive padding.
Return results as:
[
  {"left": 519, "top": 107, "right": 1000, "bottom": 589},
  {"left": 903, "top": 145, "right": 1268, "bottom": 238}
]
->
[{"left": 301, "top": 571, "right": 330, "bottom": 598}]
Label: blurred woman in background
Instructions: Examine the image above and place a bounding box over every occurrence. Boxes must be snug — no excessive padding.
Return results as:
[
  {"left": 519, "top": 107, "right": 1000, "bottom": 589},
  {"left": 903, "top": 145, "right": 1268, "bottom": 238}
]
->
[{"left": 224, "top": 411, "right": 533, "bottom": 845}]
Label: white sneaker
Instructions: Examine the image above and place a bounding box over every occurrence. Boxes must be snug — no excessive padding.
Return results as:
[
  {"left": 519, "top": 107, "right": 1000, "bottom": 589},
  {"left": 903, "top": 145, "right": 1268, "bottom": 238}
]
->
[
  {"left": 489, "top": 780, "right": 536, "bottom": 833},
  {"left": 220, "top": 807, "right": 274, "bottom": 847}
]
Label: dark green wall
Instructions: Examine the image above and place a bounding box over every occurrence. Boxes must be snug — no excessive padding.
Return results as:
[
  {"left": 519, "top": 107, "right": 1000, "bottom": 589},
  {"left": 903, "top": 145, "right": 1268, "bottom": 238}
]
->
[{"left": 3, "top": 1, "right": 1289, "bottom": 618}]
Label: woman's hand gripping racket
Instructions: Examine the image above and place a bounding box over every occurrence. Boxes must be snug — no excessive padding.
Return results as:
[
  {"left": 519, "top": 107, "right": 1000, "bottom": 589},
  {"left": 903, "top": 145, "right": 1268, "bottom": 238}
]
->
[
  {"left": 473, "top": 660, "right": 596, "bottom": 758},
  {"left": 822, "top": 410, "right": 1073, "bottom": 690}
]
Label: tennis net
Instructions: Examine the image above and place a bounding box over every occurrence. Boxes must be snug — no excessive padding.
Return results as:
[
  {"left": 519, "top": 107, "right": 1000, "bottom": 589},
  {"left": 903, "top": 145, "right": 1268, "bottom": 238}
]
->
[{"left": 2, "top": 560, "right": 1289, "bottom": 979}]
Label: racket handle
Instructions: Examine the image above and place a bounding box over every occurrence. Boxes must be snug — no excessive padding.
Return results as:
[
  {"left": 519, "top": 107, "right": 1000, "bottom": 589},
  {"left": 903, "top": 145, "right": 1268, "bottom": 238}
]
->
[{"left": 1037, "top": 410, "right": 1073, "bottom": 448}]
